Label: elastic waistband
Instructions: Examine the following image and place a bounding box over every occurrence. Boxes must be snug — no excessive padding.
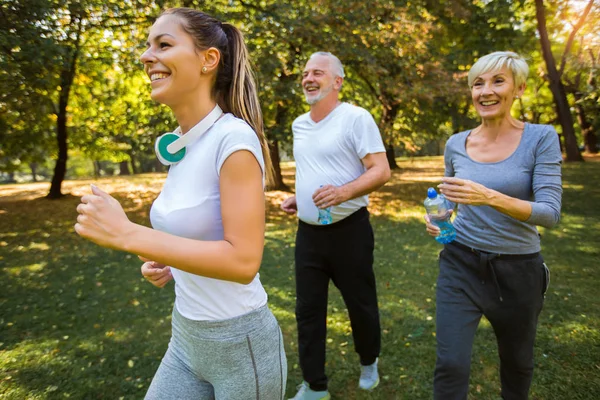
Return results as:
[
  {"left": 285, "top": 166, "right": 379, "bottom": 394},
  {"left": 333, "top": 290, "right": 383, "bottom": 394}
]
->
[
  {"left": 447, "top": 241, "right": 540, "bottom": 303},
  {"left": 448, "top": 240, "right": 540, "bottom": 260},
  {"left": 172, "top": 304, "right": 275, "bottom": 340},
  {"left": 299, "top": 207, "right": 369, "bottom": 230}
]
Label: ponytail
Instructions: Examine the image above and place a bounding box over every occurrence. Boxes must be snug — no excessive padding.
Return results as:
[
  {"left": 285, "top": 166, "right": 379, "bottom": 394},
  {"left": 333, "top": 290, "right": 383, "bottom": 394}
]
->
[
  {"left": 160, "top": 8, "right": 274, "bottom": 187},
  {"left": 219, "top": 24, "right": 274, "bottom": 187}
]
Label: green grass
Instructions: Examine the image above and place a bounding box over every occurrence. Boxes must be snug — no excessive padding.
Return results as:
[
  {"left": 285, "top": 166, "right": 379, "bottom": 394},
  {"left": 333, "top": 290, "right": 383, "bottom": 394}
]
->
[{"left": 1, "top": 157, "right": 599, "bottom": 399}]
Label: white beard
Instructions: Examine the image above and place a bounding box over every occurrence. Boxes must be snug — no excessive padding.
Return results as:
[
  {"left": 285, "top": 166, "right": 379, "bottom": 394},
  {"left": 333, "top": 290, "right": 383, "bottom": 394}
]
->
[{"left": 304, "top": 83, "right": 334, "bottom": 105}]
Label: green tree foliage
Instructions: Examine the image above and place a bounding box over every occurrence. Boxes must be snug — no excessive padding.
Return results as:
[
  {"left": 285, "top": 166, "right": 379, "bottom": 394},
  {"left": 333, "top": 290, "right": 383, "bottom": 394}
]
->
[
  {"left": 1, "top": 0, "right": 597, "bottom": 192},
  {"left": 0, "top": 0, "right": 161, "bottom": 194},
  {"left": 551, "top": 0, "right": 600, "bottom": 153},
  {"left": 0, "top": 0, "right": 58, "bottom": 175}
]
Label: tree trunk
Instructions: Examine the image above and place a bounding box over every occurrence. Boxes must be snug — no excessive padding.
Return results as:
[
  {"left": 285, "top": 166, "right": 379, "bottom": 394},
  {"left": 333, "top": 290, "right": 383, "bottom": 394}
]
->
[
  {"left": 380, "top": 101, "right": 400, "bottom": 169},
  {"left": 93, "top": 160, "right": 101, "bottom": 177},
  {"left": 119, "top": 160, "right": 131, "bottom": 175},
  {"left": 568, "top": 89, "right": 597, "bottom": 154},
  {"left": 582, "top": 124, "right": 597, "bottom": 154},
  {"left": 535, "top": 0, "right": 583, "bottom": 162},
  {"left": 47, "top": 19, "right": 83, "bottom": 198},
  {"left": 129, "top": 151, "right": 138, "bottom": 174},
  {"left": 267, "top": 139, "right": 289, "bottom": 191},
  {"left": 583, "top": 129, "right": 598, "bottom": 154},
  {"left": 30, "top": 163, "right": 38, "bottom": 182},
  {"left": 140, "top": 158, "right": 154, "bottom": 173},
  {"left": 385, "top": 143, "right": 398, "bottom": 169},
  {"left": 47, "top": 83, "right": 70, "bottom": 199},
  {"left": 268, "top": 86, "right": 295, "bottom": 191},
  {"left": 155, "top": 158, "right": 164, "bottom": 172},
  {"left": 577, "top": 104, "right": 597, "bottom": 154}
]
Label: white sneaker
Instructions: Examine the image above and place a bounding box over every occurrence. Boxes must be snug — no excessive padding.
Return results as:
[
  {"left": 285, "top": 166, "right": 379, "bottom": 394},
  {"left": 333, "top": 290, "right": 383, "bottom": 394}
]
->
[
  {"left": 359, "top": 358, "right": 380, "bottom": 390},
  {"left": 289, "top": 381, "right": 331, "bottom": 400}
]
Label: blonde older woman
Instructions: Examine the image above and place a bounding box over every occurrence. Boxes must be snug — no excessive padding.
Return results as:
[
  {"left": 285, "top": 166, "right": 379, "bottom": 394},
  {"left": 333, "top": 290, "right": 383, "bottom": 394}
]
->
[{"left": 425, "top": 51, "right": 562, "bottom": 400}]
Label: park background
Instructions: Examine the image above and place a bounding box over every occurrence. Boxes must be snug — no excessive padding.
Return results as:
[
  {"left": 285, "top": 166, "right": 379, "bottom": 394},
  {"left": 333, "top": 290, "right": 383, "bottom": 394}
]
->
[{"left": 1, "top": 0, "right": 599, "bottom": 399}]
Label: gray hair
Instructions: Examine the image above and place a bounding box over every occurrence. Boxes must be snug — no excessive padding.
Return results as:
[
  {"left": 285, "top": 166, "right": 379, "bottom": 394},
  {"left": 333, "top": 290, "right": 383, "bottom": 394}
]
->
[
  {"left": 309, "top": 51, "right": 346, "bottom": 78},
  {"left": 467, "top": 51, "right": 529, "bottom": 88}
]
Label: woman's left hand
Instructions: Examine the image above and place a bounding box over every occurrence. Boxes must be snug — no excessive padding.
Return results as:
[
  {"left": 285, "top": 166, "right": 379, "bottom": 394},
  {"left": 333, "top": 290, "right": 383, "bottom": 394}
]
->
[
  {"left": 75, "top": 185, "right": 134, "bottom": 249},
  {"left": 438, "top": 177, "right": 493, "bottom": 206}
]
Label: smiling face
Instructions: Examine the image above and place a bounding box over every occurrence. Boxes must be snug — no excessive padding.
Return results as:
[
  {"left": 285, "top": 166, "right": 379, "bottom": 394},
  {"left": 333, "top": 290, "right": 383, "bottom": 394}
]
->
[
  {"left": 470, "top": 66, "right": 524, "bottom": 122},
  {"left": 139, "top": 14, "right": 205, "bottom": 107},
  {"left": 301, "top": 55, "right": 342, "bottom": 105}
]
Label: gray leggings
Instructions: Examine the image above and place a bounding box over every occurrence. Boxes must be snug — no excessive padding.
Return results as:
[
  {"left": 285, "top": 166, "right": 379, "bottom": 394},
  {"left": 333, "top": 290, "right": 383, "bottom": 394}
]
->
[{"left": 145, "top": 304, "right": 287, "bottom": 400}]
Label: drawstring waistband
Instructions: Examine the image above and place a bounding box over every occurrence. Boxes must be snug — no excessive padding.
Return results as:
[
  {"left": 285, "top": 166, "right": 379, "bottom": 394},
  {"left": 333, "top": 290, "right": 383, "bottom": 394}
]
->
[
  {"left": 448, "top": 241, "right": 540, "bottom": 302},
  {"left": 478, "top": 252, "right": 503, "bottom": 302}
]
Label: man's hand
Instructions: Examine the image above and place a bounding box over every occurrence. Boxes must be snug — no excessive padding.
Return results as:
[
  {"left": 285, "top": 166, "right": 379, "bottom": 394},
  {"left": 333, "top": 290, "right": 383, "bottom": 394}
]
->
[
  {"left": 312, "top": 185, "right": 348, "bottom": 209},
  {"left": 281, "top": 195, "right": 298, "bottom": 215}
]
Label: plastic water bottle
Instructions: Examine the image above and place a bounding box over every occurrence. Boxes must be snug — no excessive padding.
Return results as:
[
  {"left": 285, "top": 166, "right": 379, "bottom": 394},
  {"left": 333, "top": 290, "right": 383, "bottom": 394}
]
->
[
  {"left": 318, "top": 207, "right": 332, "bottom": 225},
  {"left": 317, "top": 185, "right": 333, "bottom": 225},
  {"left": 424, "top": 187, "right": 456, "bottom": 244}
]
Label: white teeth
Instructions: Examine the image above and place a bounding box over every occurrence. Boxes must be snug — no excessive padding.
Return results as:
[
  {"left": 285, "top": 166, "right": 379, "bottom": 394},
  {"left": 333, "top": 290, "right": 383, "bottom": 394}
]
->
[
  {"left": 481, "top": 101, "right": 498, "bottom": 106},
  {"left": 150, "top": 73, "right": 169, "bottom": 81}
]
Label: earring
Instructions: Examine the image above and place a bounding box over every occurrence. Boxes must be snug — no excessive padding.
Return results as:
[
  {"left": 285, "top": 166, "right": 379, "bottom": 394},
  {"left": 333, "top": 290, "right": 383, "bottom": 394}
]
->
[
  {"left": 515, "top": 95, "right": 520, "bottom": 99},
  {"left": 202, "top": 66, "right": 208, "bottom": 73}
]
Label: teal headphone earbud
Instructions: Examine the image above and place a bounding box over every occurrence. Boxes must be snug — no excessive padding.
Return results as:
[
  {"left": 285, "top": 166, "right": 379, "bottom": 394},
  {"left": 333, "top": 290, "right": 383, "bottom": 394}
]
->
[
  {"left": 155, "top": 131, "right": 186, "bottom": 165},
  {"left": 155, "top": 105, "right": 223, "bottom": 166}
]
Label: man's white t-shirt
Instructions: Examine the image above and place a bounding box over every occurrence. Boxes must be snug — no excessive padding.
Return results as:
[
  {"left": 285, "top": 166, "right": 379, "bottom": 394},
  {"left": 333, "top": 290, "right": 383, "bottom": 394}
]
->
[
  {"left": 150, "top": 113, "right": 268, "bottom": 321},
  {"left": 293, "top": 102, "right": 386, "bottom": 224}
]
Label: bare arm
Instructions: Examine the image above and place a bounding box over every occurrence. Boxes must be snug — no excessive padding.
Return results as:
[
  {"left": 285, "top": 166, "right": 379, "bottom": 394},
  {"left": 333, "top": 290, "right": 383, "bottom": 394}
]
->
[
  {"left": 313, "top": 152, "right": 391, "bottom": 208},
  {"left": 75, "top": 150, "right": 265, "bottom": 285}
]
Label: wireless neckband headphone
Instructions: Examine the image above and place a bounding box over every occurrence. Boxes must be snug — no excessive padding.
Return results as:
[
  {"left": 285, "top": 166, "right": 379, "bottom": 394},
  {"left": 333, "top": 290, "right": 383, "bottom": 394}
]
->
[{"left": 155, "top": 105, "right": 223, "bottom": 165}]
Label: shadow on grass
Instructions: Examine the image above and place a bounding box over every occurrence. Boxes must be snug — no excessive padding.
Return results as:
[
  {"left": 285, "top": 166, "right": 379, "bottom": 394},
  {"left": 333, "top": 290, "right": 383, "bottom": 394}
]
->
[
  {"left": 1, "top": 193, "right": 173, "bottom": 398},
  {"left": 0, "top": 246, "right": 174, "bottom": 398},
  {"left": 1, "top": 159, "right": 599, "bottom": 399}
]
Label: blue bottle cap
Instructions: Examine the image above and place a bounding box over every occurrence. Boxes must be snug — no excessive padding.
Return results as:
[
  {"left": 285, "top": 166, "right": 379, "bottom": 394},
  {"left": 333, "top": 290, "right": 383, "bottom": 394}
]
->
[{"left": 427, "top": 187, "right": 438, "bottom": 199}]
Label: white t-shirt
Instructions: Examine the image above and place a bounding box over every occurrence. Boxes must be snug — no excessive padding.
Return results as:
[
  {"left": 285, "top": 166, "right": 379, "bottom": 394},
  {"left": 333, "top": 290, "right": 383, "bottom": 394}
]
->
[
  {"left": 150, "top": 113, "right": 268, "bottom": 321},
  {"left": 293, "top": 102, "right": 386, "bottom": 224}
]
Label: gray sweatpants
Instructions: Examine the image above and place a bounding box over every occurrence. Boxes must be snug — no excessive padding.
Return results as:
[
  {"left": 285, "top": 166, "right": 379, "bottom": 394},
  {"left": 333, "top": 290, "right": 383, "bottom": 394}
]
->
[
  {"left": 434, "top": 241, "right": 547, "bottom": 400},
  {"left": 145, "top": 304, "right": 287, "bottom": 400}
]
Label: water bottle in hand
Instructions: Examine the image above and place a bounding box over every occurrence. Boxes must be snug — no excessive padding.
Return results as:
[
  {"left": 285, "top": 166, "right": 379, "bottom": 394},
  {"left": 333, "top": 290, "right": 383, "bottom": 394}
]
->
[
  {"left": 317, "top": 185, "right": 333, "bottom": 225},
  {"left": 318, "top": 207, "right": 332, "bottom": 225},
  {"left": 424, "top": 187, "right": 456, "bottom": 244}
]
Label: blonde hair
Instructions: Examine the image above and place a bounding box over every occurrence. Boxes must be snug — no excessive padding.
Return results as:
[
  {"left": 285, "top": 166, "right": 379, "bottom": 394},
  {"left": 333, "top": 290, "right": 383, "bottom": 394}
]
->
[
  {"left": 161, "top": 8, "right": 274, "bottom": 186},
  {"left": 468, "top": 51, "right": 529, "bottom": 89}
]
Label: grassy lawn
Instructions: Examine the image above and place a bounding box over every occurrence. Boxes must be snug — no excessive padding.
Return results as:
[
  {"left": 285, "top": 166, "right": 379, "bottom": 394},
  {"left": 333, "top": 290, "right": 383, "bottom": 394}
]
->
[{"left": 1, "top": 156, "right": 599, "bottom": 399}]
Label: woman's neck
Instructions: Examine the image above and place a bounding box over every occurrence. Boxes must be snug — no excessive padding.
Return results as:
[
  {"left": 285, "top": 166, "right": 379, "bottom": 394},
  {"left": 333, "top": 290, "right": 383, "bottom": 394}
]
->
[
  {"left": 171, "top": 93, "right": 218, "bottom": 134},
  {"left": 475, "top": 116, "right": 524, "bottom": 138}
]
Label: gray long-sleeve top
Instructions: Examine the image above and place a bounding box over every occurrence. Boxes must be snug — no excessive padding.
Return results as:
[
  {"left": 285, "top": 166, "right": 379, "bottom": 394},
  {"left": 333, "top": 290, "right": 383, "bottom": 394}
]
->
[{"left": 444, "top": 123, "right": 563, "bottom": 254}]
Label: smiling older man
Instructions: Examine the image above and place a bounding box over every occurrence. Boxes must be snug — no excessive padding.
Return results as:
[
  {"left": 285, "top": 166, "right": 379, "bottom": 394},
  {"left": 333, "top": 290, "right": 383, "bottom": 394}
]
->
[{"left": 281, "top": 52, "right": 390, "bottom": 400}]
